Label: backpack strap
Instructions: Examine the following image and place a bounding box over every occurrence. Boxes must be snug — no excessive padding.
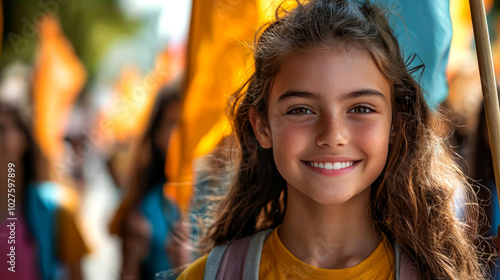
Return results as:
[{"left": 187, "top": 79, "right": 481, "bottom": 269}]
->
[
  {"left": 203, "top": 229, "right": 272, "bottom": 280},
  {"left": 204, "top": 244, "right": 228, "bottom": 280},
  {"left": 243, "top": 229, "right": 272, "bottom": 280},
  {"left": 393, "top": 241, "right": 418, "bottom": 280},
  {"left": 399, "top": 249, "right": 418, "bottom": 280},
  {"left": 216, "top": 234, "right": 253, "bottom": 280},
  {"left": 394, "top": 241, "right": 401, "bottom": 280}
]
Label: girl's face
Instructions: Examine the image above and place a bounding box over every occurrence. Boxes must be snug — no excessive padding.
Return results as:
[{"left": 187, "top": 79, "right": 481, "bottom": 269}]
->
[{"left": 251, "top": 48, "right": 394, "bottom": 205}]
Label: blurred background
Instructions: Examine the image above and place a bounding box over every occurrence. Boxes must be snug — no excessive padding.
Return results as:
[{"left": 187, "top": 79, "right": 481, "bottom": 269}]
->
[{"left": 0, "top": 0, "right": 500, "bottom": 279}]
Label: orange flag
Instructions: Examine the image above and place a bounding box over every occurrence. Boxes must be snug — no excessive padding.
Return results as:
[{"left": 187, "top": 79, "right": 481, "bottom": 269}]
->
[
  {"left": 32, "top": 15, "right": 86, "bottom": 164},
  {"left": 130, "top": 45, "right": 185, "bottom": 139},
  {"left": 164, "top": 0, "right": 297, "bottom": 211},
  {"left": 96, "top": 45, "right": 185, "bottom": 153},
  {"left": 104, "top": 66, "right": 145, "bottom": 143},
  {"left": 164, "top": 0, "right": 258, "bottom": 211}
]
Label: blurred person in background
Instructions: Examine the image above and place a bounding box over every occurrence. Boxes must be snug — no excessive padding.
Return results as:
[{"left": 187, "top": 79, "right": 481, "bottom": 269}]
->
[
  {"left": 0, "top": 102, "right": 90, "bottom": 280},
  {"left": 64, "top": 104, "right": 92, "bottom": 194},
  {"left": 473, "top": 92, "right": 500, "bottom": 279},
  {"left": 442, "top": 68, "right": 500, "bottom": 279},
  {"left": 110, "top": 82, "right": 190, "bottom": 280}
]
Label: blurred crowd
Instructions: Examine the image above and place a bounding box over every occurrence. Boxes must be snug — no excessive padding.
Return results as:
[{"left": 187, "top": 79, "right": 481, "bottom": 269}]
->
[{"left": 0, "top": 0, "right": 500, "bottom": 279}]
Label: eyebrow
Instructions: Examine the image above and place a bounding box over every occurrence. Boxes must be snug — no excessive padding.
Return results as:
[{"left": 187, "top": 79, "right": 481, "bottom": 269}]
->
[
  {"left": 277, "top": 90, "right": 321, "bottom": 102},
  {"left": 276, "top": 89, "right": 386, "bottom": 103},
  {"left": 338, "top": 89, "right": 386, "bottom": 102}
]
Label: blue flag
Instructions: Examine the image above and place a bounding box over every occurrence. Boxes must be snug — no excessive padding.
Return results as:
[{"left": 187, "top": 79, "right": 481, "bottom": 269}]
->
[{"left": 368, "top": 0, "right": 452, "bottom": 109}]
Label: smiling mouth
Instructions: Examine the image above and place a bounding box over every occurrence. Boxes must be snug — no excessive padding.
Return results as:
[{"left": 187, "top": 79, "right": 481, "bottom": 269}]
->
[{"left": 304, "top": 161, "right": 360, "bottom": 170}]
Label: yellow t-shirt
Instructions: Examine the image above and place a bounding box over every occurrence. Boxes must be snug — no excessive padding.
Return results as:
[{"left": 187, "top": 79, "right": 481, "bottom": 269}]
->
[{"left": 178, "top": 228, "right": 395, "bottom": 279}]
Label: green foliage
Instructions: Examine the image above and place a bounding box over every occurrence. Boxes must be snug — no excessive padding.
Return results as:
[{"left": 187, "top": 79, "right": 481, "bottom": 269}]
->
[{"left": 1, "top": 0, "right": 142, "bottom": 81}]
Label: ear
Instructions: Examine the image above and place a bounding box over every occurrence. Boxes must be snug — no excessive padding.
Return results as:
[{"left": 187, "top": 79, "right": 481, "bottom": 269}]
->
[{"left": 249, "top": 108, "right": 272, "bottom": 149}]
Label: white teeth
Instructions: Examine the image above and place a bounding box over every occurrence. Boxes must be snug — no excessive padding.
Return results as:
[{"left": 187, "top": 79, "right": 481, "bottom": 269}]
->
[
  {"left": 333, "top": 162, "right": 341, "bottom": 170},
  {"left": 308, "top": 161, "right": 355, "bottom": 170}
]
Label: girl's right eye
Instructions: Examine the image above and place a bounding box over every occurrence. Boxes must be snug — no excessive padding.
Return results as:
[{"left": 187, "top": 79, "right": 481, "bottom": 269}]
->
[{"left": 287, "top": 107, "right": 313, "bottom": 115}]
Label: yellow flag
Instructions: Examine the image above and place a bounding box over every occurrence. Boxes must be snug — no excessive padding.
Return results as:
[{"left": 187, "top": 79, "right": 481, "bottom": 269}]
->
[
  {"left": 448, "top": 0, "right": 494, "bottom": 77},
  {"left": 33, "top": 15, "right": 86, "bottom": 163},
  {"left": 165, "top": 0, "right": 259, "bottom": 210},
  {"left": 164, "top": 0, "right": 297, "bottom": 211}
]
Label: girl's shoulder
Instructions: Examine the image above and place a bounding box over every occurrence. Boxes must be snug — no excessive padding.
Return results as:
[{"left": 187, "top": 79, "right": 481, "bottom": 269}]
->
[{"left": 177, "top": 254, "right": 208, "bottom": 280}]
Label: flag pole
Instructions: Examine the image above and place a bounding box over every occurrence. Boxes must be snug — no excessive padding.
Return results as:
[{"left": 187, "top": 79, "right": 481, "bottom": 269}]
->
[{"left": 469, "top": 0, "right": 500, "bottom": 210}]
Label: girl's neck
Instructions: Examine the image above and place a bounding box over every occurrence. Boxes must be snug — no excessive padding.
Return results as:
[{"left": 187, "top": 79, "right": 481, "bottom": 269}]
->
[{"left": 278, "top": 186, "right": 381, "bottom": 269}]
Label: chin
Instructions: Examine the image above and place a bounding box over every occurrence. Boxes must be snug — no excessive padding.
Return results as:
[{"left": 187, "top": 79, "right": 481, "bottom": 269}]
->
[
  {"left": 300, "top": 185, "right": 371, "bottom": 206},
  {"left": 308, "top": 194, "right": 355, "bottom": 206}
]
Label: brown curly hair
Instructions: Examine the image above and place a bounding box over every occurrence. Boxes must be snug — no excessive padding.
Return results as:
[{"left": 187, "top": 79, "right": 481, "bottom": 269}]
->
[{"left": 202, "top": 0, "right": 488, "bottom": 278}]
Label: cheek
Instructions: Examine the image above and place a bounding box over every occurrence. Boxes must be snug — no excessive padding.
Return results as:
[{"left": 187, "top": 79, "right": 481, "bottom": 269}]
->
[
  {"left": 353, "top": 121, "right": 391, "bottom": 155},
  {"left": 270, "top": 121, "right": 311, "bottom": 163},
  {"left": 352, "top": 122, "right": 390, "bottom": 183},
  {"left": 270, "top": 120, "right": 311, "bottom": 144}
]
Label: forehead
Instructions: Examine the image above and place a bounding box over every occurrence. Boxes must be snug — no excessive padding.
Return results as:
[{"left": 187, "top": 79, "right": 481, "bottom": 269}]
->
[{"left": 270, "top": 48, "right": 392, "bottom": 102}]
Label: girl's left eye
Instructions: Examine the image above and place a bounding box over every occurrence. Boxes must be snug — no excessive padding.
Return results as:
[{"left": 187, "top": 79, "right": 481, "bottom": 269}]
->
[
  {"left": 349, "top": 106, "right": 373, "bottom": 114},
  {"left": 287, "top": 107, "right": 313, "bottom": 115}
]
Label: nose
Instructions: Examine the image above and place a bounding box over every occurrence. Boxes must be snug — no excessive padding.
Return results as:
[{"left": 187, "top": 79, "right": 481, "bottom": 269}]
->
[{"left": 315, "top": 113, "right": 349, "bottom": 148}]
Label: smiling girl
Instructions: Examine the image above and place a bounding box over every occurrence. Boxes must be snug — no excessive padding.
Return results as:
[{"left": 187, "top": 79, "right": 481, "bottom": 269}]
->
[{"left": 178, "top": 0, "right": 487, "bottom": 279}]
